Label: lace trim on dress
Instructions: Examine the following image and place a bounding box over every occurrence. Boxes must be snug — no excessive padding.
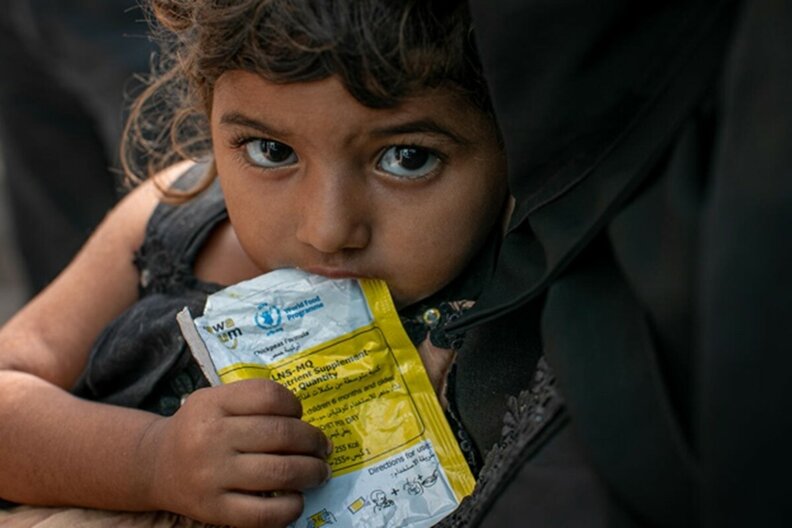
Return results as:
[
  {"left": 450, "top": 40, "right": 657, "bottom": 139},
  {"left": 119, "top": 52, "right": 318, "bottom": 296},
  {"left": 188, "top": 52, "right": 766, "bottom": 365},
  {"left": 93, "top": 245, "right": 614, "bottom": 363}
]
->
[{"left": 434, "top": 357, "right": 565, "bottom": 527}]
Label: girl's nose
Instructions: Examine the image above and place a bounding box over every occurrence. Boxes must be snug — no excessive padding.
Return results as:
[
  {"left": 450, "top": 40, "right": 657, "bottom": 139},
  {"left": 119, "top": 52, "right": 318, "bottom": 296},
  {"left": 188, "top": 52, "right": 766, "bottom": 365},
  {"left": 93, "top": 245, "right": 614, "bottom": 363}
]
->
[{"left": 294, "top": 169, "right": 371, "bottom": 254}]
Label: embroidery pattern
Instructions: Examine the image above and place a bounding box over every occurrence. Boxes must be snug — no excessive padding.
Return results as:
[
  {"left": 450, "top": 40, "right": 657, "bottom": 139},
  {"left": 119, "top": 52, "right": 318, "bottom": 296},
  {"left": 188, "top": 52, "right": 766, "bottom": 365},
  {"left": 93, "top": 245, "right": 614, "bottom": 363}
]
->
[{"left": 434, "top": 357, "right": 564, "bottom": 527}]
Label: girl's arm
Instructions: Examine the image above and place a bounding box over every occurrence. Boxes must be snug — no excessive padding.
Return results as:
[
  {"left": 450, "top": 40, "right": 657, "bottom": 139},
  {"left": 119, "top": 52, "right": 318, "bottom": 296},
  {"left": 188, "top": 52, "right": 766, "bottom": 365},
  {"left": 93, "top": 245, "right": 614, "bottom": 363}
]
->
[
  {"left": 0, "top": 175, "right": 165, "bottom": 505},
  {"left": 0, "top": 167, "right": 330, "bottom": 527}
]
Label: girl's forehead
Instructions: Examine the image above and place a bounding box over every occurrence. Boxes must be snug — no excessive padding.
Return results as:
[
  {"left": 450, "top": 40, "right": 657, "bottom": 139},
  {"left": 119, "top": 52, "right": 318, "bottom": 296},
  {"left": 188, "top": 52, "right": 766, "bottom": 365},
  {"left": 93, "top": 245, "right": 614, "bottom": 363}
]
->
[{"left": 212, "top": 71, "right": 495, "bottom": 140}]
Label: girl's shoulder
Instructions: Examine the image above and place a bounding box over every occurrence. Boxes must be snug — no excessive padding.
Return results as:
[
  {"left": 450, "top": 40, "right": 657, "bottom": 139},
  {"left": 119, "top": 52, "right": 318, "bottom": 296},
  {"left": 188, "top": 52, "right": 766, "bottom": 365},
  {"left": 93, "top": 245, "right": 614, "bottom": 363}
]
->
[{"left": 108, "top": 160, "right": 205, "bottom": 259}]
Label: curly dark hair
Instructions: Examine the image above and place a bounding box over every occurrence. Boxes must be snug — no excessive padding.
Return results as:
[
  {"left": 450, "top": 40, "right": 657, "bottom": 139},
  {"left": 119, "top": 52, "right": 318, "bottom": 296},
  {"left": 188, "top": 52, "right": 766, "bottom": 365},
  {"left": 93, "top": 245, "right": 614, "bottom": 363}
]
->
[{"left": 122, "top": 0, "right": 494, "bottom": 199}]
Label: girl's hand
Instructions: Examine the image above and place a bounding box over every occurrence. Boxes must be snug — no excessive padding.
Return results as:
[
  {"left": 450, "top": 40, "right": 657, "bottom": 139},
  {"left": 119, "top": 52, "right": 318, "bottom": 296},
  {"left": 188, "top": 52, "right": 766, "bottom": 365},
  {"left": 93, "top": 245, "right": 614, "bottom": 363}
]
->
[{"left": 142, "top": 379, "right": 332, "bottom": 527}]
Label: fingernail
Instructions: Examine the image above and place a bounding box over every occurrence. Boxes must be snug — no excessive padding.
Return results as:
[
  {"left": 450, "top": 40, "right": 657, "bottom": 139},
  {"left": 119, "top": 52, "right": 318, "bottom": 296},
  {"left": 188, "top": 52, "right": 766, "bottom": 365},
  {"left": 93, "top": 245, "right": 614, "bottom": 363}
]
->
[
  {"left": 325, "top": 463, "right": 333, "bottom": 482},
  {"left": 326, "top": 439, "right": 334, "bottom": 457}
]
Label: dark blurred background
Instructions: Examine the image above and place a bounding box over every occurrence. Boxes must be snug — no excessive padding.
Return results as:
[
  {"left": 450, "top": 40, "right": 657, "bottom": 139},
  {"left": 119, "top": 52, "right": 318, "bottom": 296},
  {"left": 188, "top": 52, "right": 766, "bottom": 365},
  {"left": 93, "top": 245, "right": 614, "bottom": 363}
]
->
[
  {"left": 0, "top": 0, "right": 155, "bottom": 324},
  {"left": 0, "top": 157, "right": 25, "bottom": 324}
]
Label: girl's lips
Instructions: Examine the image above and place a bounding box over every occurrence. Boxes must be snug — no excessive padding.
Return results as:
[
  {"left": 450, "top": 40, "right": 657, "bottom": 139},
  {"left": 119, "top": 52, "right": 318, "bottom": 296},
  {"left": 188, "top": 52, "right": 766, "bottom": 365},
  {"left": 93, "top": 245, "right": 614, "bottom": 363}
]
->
[{"left": 300, "top": 265, "right": 367, "bottom": 280}]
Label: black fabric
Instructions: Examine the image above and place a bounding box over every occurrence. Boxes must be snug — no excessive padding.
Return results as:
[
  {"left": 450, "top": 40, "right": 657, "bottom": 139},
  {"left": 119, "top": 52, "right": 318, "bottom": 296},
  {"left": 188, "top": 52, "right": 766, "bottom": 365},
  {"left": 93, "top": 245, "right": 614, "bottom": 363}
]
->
[
  {"left": 459, "top": 0, "right": 792, "bottom": 526},
  {"left": 454, "top": 0, "right": 739, "bottom": 330},
  {"left": 542, "top": 237, "right": 697, "bottom": 527},
  {"left": 698, "top": 1, "right": 792, "bottom": 523},
  {"left": 453, "top": 298, "right": 543, "bottom": 455},
  {"left": 479, "top": 422, "right": 613, "bottom": 528}
]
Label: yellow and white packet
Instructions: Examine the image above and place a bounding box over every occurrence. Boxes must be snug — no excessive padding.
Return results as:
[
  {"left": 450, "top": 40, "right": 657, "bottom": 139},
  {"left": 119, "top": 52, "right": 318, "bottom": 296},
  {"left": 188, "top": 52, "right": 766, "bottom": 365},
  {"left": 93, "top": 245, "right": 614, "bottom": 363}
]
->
[{"left": 176, "top": 268, "right": 475, "bottom": 528}]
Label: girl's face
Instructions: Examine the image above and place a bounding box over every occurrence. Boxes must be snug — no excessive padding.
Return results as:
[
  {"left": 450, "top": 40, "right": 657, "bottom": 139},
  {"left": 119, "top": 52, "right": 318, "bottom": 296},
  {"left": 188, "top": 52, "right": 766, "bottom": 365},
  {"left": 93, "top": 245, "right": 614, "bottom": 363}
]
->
[{"left": 211, "top": 71, "right": 507, "bottom": 307}]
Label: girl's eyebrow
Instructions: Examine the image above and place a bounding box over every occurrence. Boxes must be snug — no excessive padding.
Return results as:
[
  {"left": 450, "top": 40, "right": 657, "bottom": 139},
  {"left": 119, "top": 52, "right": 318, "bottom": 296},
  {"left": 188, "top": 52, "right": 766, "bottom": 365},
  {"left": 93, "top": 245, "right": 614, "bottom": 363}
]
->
[
  {"left": 370, "top": 119, "right": 471, "bottom": 146},
  {"left": 218, "top": 112, "right": 288, "bottom": 138},
  {"left": 219, "top": 112, "right": 471, "bottom": 146}
]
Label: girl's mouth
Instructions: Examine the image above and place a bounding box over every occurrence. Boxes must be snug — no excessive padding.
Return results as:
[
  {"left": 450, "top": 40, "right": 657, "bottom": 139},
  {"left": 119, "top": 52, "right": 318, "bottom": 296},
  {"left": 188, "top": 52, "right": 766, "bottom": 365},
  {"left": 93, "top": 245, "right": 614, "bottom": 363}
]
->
[{"left": 299, "top": 265, "right": 368, "bottom": 280}]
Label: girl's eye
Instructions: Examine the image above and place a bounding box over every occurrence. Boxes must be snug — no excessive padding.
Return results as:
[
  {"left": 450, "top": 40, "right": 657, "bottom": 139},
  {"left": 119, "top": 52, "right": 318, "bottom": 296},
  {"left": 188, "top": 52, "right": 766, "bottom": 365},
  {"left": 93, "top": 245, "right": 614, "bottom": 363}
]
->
[
  {"left": 377, "top": 146, "right": 441, "bottom": 180},
  {"left": 244, "top": 139, "right": 298, "bottom": 168}
]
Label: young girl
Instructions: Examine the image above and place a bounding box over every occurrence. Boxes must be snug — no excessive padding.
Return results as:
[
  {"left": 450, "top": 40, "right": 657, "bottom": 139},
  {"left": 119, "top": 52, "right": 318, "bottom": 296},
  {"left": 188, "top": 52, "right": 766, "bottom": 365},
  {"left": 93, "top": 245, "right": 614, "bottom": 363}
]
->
[{"left": 0, "top": 1, "right": 512, "bottom": 526}]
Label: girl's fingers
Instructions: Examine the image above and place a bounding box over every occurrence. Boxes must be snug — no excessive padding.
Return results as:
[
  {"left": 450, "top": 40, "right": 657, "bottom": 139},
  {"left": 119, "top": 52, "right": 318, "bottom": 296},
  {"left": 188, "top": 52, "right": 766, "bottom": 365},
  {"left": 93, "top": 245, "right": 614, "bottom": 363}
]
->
[
  {"left": 217, "top": 490, "right": 304, "bottom": 528},
  {"left": 228, "top": 453, "right": 332, "bottom": 492},
  {"left": 228, "top": 415, "right": 330, "bottom": 458},
  {"left": 213, "top": 379, "right": 303, "bottom": 418}
]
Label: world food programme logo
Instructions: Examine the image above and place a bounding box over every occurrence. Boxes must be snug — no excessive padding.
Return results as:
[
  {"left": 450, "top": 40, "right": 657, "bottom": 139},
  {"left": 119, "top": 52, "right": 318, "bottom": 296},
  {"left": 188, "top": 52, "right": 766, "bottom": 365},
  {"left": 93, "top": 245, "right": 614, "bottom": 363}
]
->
[{"left": 255, "top": 302, "right": 283, "bottom": 332}]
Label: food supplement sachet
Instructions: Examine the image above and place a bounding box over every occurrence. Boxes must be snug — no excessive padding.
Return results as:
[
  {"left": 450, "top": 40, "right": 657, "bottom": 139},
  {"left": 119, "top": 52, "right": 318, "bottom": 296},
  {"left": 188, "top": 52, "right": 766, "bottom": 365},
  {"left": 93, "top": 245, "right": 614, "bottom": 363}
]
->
[{"left": 176, "top": 268, "right": 475, "bottom": 528}]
